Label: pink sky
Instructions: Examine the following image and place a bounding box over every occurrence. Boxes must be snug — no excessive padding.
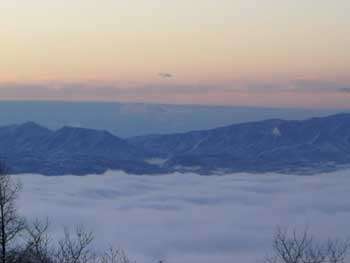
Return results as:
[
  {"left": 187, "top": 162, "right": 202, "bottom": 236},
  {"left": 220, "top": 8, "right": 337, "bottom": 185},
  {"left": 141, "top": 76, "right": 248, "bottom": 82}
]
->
[{"left": 0, "top": 1, "right": 349, "bottom": 108}]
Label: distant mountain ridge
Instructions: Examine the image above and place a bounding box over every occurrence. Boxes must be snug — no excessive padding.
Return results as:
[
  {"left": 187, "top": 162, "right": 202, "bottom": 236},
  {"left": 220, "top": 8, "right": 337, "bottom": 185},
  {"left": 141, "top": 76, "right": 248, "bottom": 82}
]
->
[
  {"left": 0, "top": 101, "right": 345, "bottom": 137},
  {"left": 2, "top": 113, "right": 350, "bottom": 175},
  {"left": 0, "top": 122, "right": 163, "bottom": 175},
  {"left": 129, "top": 113, "right": 350, "bottom": 174}
]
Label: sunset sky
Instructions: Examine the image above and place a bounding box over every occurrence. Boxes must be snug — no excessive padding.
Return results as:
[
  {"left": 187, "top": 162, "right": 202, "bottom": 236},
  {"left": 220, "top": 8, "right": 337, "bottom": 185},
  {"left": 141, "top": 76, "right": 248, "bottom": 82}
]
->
[{"left": 1, "top": 0, "right": 350, "bottom": 108}]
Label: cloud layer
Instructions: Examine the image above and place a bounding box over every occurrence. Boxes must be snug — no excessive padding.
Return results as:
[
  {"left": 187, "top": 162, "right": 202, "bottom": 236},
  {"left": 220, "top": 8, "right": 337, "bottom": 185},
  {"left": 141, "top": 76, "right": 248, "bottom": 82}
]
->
[{"left": 15, "top": 170, "right": 350, "bottom": 263}]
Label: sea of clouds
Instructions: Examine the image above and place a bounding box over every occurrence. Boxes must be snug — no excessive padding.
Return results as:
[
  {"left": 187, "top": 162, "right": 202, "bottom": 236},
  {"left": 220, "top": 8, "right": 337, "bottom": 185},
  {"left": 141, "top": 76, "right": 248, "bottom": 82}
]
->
[{"left": 14, "top": 170, "right": 350, "bottom": 263}]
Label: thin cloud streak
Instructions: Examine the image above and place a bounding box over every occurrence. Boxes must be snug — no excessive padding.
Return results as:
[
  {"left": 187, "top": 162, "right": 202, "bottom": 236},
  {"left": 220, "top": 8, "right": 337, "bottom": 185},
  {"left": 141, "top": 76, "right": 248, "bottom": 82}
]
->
[
  {"left": 158, "top": 73, "right": 174, "bottom": 79},
  {"left": 0, "top": 80, "right": 349, "bottom": 108}
]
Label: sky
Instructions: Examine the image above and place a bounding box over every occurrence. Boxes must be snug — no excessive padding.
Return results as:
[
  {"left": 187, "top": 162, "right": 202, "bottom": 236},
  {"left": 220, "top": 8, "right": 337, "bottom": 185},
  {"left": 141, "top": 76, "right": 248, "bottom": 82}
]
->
[
  {"left": 1, "top": 0, "right": 350, "bottom": 108},
  {"left": 17, "top": 170, "right": 350, "bottom": 263}
]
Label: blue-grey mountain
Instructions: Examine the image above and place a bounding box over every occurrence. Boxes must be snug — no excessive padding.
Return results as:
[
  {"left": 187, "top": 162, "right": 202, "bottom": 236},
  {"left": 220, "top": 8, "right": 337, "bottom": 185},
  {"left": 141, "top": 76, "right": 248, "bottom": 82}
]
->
[
  {"left": 0, "top": 122, "right": 163, "bottom": 175},
  {"left": 1, "top": 114, "right": 350, "bottom": 175},
  {"left": 0, "top": 101, "right": 345, "bottom": 137},
  {"left": 130, "top": 113, "right": 350, "bottom": 174}
]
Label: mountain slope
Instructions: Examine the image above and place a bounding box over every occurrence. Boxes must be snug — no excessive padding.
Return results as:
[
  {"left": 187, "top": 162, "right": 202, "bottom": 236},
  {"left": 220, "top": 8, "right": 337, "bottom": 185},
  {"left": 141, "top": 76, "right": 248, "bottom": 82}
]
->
[
  {"left": 129, "top": 113, "right": 350, "bottom": 173},
  {"left": 0, "top": 123, "right": 162, "bottom": 175},
  {"left": 0, "top": 101, "right": 345, "bottom": 137},
  {"left": 1, "top": 114, "right": 350, "bottom": 175}
]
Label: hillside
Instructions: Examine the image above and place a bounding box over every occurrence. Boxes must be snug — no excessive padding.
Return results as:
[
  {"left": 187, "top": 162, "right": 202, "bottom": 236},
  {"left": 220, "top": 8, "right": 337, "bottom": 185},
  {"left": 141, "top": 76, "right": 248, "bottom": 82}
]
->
[{"left": 2, "top": 114, "right": 350, "bottom": 175}]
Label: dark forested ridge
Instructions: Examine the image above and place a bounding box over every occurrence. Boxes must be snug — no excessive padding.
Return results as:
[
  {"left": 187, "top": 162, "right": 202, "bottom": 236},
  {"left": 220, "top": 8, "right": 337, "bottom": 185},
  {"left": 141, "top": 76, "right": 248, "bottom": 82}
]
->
[
  {"left": 2, "top": 113, "right": 350, "bottom": 175},
  {"left": 0, "top": 122, "right": 163, "bottom": 175}
]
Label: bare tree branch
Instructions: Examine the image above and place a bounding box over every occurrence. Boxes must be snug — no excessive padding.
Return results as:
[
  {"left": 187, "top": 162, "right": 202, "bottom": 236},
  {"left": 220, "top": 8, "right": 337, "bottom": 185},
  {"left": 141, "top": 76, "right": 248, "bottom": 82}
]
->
[
  {"left": 266, "top": 227, "right": 350, "bottom": 263},
  {"left": 0, "top": 161, "right": 25, "bottom": 263}
]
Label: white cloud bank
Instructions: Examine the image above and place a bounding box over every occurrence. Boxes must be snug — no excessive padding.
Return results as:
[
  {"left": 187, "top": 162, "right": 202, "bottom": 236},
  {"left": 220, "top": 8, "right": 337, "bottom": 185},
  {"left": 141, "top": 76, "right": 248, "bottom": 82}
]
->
[{"left": 14, "top": 170, "right": 350, "bottom": 263}]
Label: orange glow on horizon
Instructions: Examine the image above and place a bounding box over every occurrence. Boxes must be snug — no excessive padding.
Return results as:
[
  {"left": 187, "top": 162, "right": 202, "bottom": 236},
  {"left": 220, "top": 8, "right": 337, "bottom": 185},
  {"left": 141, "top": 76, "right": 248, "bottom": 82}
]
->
[{"left": 0, "top": 0, "right": 349, "bottom": 107}]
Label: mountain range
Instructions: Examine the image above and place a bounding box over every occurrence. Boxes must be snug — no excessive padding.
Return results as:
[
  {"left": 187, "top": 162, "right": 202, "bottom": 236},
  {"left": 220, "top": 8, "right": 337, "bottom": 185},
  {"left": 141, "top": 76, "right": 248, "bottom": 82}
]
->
[
  {"left": 1, "top": 113, "right": 350, "bottom": 175},
  {"left": 0, "top": 101, "right": 344, "bottom": 137}
]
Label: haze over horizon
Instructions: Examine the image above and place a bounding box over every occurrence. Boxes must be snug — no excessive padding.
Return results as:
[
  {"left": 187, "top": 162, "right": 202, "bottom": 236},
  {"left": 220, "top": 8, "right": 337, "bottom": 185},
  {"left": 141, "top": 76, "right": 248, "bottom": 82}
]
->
[{"left": 1, "top": 1, "right": 350, "bottom": 108}]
